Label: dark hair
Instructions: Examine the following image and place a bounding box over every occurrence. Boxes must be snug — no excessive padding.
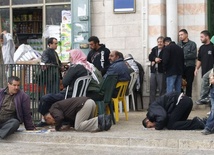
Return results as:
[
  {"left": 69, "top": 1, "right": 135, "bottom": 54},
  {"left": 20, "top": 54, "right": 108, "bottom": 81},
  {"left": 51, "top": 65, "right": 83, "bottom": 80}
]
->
[
  {"left": 88, "top": 36, "right": 100, "bottom": 44},
  {"left": 44, "top": 112, "right": 51, "bottom": 120},
  {"left": 117, "top": 51, "right": 124, "bottom": 59},
  {"left": 201, "top": 30, "right": 211, "bottom": 39},
  {"left": 114, "top": 51, "right": 124, "bottom": 59},
  {"left": 8, "top": 76, "right": 20, "bottom": 84},
  {"left": 47, "top": 37, "right": 57, "bottom": 46},
  {"left": 179, "top": 29, "right": 188, "bottom": 34},
  {"left": 142, "top": 118, "right": 148, "bottom": 128},
  {"left": 157, "top": 36, "right": 164, "bottom": 41},
  {"left": 163, "top": 37, "right": 172, "bottom": 43}
]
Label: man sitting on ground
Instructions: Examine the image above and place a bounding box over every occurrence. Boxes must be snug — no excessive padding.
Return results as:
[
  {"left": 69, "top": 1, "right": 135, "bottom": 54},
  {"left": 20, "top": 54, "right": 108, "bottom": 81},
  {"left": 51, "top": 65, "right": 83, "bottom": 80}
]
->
[
  {"left": 44, "top": 97, "right": 111, "bottom": 132},
  {"left": 0, "top": 76, "right": 35, "bottom": 139},
  {"left": 142, "top": 92, "right": 205, "bottom": 130}
]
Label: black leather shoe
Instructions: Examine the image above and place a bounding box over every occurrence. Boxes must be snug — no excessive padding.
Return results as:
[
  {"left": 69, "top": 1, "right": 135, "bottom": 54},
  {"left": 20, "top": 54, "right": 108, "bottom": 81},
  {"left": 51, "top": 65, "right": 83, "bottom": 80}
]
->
[
  {"left": 201, "top": 128, "right": 214, "bottom": 135},
  {"left": 104, "top": 115, "right": 112, "bottom": 131},
  {"left": 36, "top": 121, "right": 48, "bottom": 127},
  {"left": 195, "top": 98, "right": 211, "bottom": 105},
  {"left": 202, "top": 117, "right": 208, "bottom": 125},
  {"left": 98, "top": 114, "right": 105, "bottom": 131},
  {"left": 193, "top": 117, "right": 205, "bottom": 129}
]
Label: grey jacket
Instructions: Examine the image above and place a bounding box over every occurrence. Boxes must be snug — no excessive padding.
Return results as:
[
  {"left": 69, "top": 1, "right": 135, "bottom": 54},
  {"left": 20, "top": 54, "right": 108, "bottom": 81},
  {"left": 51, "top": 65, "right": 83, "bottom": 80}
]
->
[{"left": 177, "top": 40, "right": 197, "bottom": 67}]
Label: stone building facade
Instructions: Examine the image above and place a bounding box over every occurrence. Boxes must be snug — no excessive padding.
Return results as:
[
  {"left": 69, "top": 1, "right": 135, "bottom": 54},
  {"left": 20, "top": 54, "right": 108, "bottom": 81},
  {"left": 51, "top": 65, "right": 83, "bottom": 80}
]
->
[{"left": 91, "top": 0, "right": 209, "bottom": 108}]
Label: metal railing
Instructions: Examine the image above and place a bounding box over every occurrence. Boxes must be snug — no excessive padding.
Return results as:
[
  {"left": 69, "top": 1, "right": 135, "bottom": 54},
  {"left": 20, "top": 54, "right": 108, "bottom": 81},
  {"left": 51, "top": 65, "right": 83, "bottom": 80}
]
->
[{"left": 0, "top": 64, "right": 61, "bottom": 122}]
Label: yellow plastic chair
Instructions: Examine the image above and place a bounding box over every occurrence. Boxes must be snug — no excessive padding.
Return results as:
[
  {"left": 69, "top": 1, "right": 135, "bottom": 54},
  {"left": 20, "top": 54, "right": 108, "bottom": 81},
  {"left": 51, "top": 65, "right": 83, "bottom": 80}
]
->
[{"left": 112, "top": 81, "right": 129, "bottom": 122}]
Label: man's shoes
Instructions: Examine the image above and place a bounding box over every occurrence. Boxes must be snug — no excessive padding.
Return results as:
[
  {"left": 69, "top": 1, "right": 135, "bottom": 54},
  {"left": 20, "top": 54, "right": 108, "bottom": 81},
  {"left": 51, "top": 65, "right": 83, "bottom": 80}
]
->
[
  {"left": 35, "top": 121, "right": 48, "bottom": 127},
  {"left": 98, "top": 114, "right": 112, "bottom": 131},
  {"left": 193, "top": 117, "right": 205, "bottom": 129},
  {"left": 202, "top": 117, "right": 208, "bottom": 125},
  {"left": 207, "top": 111, "right": 211, "bottom": 116},
  {"left": 195, "top": 97, "right": 211, "bottom": 105},
  {"left": 98, "top": 114, "right": 105, "bottom": 131},
  {"left": 104, "top": 115, "right": 112, "bottom": 131},
  {"left": 201, "top": 128, "right": 213, "bottom": 135}
]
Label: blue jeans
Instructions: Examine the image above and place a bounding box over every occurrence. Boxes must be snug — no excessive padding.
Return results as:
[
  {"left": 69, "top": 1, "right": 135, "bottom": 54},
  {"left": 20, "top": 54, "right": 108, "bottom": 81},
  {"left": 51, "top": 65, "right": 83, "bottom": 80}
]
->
[
  {"left": 205, "top": 87, "right": 214, "bottom": 131},
  {"left": 166, "top": 75, "right": 182, "bottom": 93},
  {"left": 38, "top": 92, "right": 65, "bottom": 115}
]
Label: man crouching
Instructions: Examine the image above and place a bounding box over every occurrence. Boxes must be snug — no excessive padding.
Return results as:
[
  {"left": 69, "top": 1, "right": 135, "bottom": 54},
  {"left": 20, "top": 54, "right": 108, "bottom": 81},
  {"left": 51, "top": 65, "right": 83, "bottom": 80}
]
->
[
  {"left": 44, "top": 97, "right": 111, "bottom": 132},
  {"left": 142, "top": 92, "right": 205, "bottom": 130}
]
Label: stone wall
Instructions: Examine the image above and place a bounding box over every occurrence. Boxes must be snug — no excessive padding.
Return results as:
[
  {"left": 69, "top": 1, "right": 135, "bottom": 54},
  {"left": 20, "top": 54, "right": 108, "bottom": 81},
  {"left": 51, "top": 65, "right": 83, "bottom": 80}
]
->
[{"left": 90, "top": 0, "right": 208, "bottom": 108}]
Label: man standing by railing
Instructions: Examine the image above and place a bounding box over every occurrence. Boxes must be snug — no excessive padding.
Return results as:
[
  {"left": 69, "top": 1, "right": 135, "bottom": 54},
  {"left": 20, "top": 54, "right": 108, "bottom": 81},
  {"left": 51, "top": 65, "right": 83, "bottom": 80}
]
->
[{"left": 41, "top": 37, "right": 62, "bottom": 93}]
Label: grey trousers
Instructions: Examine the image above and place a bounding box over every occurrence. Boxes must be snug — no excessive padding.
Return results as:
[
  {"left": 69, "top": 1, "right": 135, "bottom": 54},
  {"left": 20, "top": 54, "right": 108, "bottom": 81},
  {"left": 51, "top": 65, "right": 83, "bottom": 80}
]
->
[
  {"left": 75, "top": 99, "right": 99, "bottom": 132},
  {"left": 200, "top": 70, "right": 211, "bottom": 99},
  {"left": 0, "top": 118, "right": 20, "bottom": 139},
  {"left": 149, "top": 72, "right": 166, "bottom": 104}
]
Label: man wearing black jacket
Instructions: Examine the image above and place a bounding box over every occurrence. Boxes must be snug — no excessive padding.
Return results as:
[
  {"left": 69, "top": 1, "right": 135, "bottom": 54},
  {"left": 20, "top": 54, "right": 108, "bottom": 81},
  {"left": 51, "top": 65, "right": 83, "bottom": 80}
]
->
[
  {"left": 149, "top": 36, "right": 166, "bottom": 104},
  {"left": 87, "top": 36, "right": 110, "bottom": 76},
  {"left": 142, "top": 92, "right": 205, "bottom": 130},
  {"left": 41, "top": 37, "right": 62, "bottom": 93},
  {"left": 162, "top": 37, "right": 184, "bottom": 93}
]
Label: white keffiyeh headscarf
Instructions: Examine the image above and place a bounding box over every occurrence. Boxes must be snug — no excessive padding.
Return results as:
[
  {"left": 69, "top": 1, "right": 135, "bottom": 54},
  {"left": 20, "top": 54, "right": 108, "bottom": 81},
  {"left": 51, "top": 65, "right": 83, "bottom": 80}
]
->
[{"left": 69, "top": 49, "right": 100, "bottom": 84}]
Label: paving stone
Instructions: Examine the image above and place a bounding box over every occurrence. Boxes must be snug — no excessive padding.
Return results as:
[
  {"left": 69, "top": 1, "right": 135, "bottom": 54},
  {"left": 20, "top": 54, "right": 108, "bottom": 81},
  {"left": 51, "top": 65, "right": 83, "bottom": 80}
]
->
[{"left": 1, "top": 109, "right": 214, "bottom": 154}]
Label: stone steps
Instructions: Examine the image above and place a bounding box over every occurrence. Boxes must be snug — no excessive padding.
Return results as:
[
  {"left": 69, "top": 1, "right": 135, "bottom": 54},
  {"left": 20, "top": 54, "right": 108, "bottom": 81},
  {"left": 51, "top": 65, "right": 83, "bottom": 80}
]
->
[
  {"left": 1, "top": 141, "right": 214, "bottom": 155},
  {"left": 5, "top": 130, "right": 214, "bottom": 150},
  {"left": 1, "top": 110, "right": 214, "bottom": 154}
]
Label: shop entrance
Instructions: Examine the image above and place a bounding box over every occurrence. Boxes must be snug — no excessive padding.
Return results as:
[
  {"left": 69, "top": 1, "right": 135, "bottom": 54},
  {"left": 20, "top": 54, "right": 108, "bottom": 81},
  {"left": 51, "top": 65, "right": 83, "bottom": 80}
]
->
[{"left": 13, "top": 8, "right": 43, "bottom": 52}]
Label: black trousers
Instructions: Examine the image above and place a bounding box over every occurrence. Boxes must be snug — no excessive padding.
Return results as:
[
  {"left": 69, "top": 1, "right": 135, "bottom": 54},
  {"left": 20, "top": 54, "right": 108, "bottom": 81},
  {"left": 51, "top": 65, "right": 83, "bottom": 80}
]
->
[
  {"left": 182, "top": 66, "right": 195, "bottom": 97},
  {"left": 167, "top": 96, "right": 203, "bottom": 130},
  {"left": 38, "top": 93, "right": 65, "bottom": 115}
]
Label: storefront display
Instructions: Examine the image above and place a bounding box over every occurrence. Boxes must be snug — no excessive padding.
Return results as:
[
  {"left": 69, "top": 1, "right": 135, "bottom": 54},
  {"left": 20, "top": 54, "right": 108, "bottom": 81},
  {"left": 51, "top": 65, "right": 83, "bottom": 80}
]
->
[
  {"left": 13, "top": 8, "right": 42, "bottom": 46},
  {"left": 0, "top": 0, "right": 90, "bottom": 60}
]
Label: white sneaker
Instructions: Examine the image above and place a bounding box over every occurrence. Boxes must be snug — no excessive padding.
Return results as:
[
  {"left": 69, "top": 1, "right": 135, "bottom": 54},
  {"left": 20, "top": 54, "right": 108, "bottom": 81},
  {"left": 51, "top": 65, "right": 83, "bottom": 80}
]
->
[{"left": 207, "top": 111, "right": 211, "bottom": 116}]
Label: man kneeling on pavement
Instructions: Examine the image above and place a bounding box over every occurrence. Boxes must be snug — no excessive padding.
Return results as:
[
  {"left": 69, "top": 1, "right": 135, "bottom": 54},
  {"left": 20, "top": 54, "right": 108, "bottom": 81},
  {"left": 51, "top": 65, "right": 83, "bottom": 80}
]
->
[
  {"left": 142, "top": 92, "right": 205, "bottom": 130},
  {"left": 44, "top": 97, "right": 111, "bottom": 132}
]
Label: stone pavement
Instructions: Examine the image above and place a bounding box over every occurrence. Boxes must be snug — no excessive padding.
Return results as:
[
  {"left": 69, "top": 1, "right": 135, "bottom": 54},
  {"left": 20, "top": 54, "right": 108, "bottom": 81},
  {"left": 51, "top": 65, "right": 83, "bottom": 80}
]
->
[{"left": 1, "top": 105, "right": 214, "bottom": 155}]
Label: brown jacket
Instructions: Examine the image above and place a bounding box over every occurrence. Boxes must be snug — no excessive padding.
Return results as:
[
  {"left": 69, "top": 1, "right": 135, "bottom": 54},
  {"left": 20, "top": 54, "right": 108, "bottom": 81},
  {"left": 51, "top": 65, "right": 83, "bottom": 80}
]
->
[{"left": 49, "top": 97, "right": 89, "bottom": 131}]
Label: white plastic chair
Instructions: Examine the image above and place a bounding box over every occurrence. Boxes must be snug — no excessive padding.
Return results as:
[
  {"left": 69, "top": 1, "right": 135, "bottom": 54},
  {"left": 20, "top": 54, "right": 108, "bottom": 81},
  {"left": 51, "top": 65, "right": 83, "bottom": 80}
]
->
[
  {"left": 65, "top": 75, "right": 92, "bottom": 99},
  {"left": 125, "top": 72, "right": 138, "bottom": 111}
]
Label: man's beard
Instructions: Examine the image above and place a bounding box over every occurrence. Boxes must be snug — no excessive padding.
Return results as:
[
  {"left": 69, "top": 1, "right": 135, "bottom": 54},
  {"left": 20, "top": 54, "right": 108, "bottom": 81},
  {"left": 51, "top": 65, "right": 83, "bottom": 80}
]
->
[{"left": 201, "top": 39, "right": 207, "bottom": 44}]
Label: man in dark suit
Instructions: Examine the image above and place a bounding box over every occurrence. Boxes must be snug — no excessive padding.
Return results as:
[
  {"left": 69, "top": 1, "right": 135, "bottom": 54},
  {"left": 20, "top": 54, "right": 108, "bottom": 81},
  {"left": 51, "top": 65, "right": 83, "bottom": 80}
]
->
[
  {"left": 142, "top": 92, "right": 205, "bottom": 130},
  {"left": 41, "top": 37, "right": 62, "bottom": 93}
]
